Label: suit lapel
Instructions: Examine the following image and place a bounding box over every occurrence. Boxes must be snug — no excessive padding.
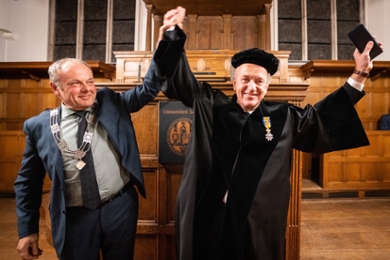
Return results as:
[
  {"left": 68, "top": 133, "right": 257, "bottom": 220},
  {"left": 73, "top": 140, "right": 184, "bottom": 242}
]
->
[
  {"left": 94, "top": 102, "right": 122, "bottom": 153},
  {"left": 49, "top": 107, "right": 65, "bottom": 184}
]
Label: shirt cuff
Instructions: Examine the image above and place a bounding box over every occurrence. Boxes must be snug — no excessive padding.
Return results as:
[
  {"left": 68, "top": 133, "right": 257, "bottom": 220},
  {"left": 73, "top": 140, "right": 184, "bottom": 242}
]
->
[{"left": 347, "top": 77, "right": 364, "bottom": 92}]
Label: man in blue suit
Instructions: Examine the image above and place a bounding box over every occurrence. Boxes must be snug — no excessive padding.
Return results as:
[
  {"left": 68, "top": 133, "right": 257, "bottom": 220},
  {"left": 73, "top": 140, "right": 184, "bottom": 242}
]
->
[{"left": 14, "top": 57, "right": 160, "bottom": 259}]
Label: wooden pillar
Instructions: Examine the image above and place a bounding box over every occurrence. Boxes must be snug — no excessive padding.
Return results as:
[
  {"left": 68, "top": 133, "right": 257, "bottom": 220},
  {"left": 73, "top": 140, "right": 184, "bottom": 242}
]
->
[
  {"left": 257, "top": 4, "right": 272, "bottom": 50},
  {"left": 263, "top": 4, "right": 272, "bottom": 50},
  {"left": 223, "top": 14, "right": 232, "bottom": 50},
  {"left": 285, "top": 148, "right": 302, "bottom": 259},
  {"left": 187, "top": 14, "right": 197, "bottom": 50},
  {"left": 145, "top": 4, "right": 153, "bottom": 51},
  {"left": 257, "top": 14, "right": 265, "bottom": 50},
  {"left": 153, "top": 15, "right": 163, "bottom": 50}
]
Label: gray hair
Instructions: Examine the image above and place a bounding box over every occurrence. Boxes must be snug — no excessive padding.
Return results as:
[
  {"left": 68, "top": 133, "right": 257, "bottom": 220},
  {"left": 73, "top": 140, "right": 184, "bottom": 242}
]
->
[{"left": 48, "top": 58, "right": 91, "bottom": 88}]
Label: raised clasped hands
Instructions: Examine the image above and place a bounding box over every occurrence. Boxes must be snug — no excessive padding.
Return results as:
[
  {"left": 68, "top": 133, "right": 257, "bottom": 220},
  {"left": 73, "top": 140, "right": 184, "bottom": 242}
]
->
[{"left": 158, "top": 6, "right": 186, "bottom": 42}]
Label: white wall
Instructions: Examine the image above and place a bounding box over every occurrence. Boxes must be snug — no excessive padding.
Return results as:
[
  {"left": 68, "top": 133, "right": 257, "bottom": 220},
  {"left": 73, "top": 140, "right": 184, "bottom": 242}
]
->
[
  {"left": 0, "top": 0, "right": 49, "bottom": 61},
  {"left": 365, "top": 0, "right": 389, "bottom": 60},
  {"left": 134, "top": 0, "right": 147, "bottom": 51}
]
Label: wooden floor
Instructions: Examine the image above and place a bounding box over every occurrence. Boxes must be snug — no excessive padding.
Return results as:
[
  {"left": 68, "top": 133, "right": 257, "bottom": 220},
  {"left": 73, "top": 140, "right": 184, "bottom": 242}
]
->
[
  {"left": 300, "top": 197, "right": 390, "bottom": 259},
  {"left": 1, "top": 181, "right": 390, "bottom": 260}
]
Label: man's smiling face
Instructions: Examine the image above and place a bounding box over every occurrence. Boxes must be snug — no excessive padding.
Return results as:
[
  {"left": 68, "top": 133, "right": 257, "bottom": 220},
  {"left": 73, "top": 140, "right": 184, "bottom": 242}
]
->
[
  {"left": 233, "top": 63, "right": 270, "bottom": 112},
  {"left": 50, "top": 61, "right": 97, "bottom": 111}
]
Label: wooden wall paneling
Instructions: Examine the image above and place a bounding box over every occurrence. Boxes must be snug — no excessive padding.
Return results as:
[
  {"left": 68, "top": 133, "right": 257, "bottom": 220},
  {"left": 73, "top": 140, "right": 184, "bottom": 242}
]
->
[
  {"left": 376, "top": 87, "right": 390, "bottom": 120},
  {"left": 0, "top": 80, "right": 5, "bottom": 129},
  {"left": 0, "top": 131, "right": 51, "bottom": 192},
  {"left": 157, "top": 164, "right": 184, "bottom": 260},
  {"left": 321, "top": 131, "right": 390, "bottom": 191},
  {"left": 231, "top": 16, "right": 257, "bottom": 50},
  {"left": 196, "top": 16, "right": 223, "bottom": 50},
  {"left": 0, "top": 90, "right": 8, "bottom": 131},
  {"left": 138, "top": 168, "right": 158, "bottom": 222},
  {"left": 1, "top": 80, "right": 59, "bottom": 131},
  {"left": 157, "top": 166, "right": 171, "bottom": 260},
  {"left": 7, "top": 92, "right": 21, "bottom": 118},
  {"left": 0, "top": 131, "right": 24, "bottom": 192},
  {"left": 136, "top": 168, "right": 159, "bottom": 260},
  {"left": 160, "top": 164, "right": 183, "bottom": 223},
  {"left": 0, "top": 96, "right": 3, "bottom": 130},
  {"left": 132, "top": 102, "right": 159, "bottom": 155},
  {"left": 300, "top": 152, "right": 312, "bottom": 179},
  {"left": 134, "top": 165, "right": 182, "bottom": 260},
  {"left": 135, "top": 234, "right": 158, "bottom": 260},
  {"left": 361, "top": 77, "right": 390, "bottom": 129}
]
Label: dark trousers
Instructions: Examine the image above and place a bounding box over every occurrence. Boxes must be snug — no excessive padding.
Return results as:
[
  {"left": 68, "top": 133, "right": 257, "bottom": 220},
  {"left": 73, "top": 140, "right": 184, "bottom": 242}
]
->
[{"left": 58, "top": 185, "right": 138, "bottom": 260}]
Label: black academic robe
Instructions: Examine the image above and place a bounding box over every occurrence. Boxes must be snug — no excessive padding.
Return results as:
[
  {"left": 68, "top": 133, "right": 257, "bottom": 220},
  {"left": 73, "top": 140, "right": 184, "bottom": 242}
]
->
[{"left": 154, "top": 27, "right": 369, "bottom": 260}]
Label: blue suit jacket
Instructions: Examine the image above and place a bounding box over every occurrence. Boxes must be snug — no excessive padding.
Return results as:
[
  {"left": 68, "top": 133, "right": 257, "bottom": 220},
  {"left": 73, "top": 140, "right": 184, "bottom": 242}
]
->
[
  {"left": 14, "top": 60, "right": 161, "bottom": 254},
  {"left": 379, "top": 114, "right": 390, "bottom": 130}
]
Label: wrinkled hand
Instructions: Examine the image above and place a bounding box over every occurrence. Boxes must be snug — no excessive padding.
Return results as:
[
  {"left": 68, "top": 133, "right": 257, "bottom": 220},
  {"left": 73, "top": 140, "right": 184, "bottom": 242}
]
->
[
  {"left": 157, "top": 6, "right": 186, "bottom": 42},
  {"left": 17, "top": 233, "right": 42, "bottom": 259}
]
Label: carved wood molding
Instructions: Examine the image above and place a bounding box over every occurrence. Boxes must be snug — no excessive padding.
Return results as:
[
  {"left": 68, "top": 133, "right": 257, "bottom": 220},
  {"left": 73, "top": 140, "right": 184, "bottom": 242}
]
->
[
  {"left": 301, "top": 60, "right": 390, "bottom": 81},
  {"left": 0, "top": 60, "right": 115, "bottom": 81},
  {"left": 95, "top": 82, "right": 309, "bottom": 106},
  {"left": 114, "top": 49, "right": 294, "bottom": 83}
]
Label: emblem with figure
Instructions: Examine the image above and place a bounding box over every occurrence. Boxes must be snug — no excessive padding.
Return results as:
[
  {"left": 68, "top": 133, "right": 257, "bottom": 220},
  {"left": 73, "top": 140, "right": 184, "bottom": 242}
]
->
[{"left": 167, "top": 117, "right": 192, "bottom": 156}]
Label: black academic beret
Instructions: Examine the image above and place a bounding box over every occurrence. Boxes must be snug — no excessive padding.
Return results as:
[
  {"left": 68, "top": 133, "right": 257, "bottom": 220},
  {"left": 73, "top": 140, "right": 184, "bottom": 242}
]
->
[{"left": 231, "top": 48, "right": 279, "bottom": 75}]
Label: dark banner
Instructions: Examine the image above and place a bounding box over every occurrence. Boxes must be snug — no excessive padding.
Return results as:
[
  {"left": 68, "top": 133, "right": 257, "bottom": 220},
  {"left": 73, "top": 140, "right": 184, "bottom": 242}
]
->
[{"left": 159, "top": 101, "right": 193, "bottom": 164}]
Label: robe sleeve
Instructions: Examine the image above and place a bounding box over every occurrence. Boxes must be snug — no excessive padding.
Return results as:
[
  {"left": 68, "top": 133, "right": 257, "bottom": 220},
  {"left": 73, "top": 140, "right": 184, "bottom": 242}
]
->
[
  {"left": 154, "top": 27, "right": 214, "bottom": 108},
  {"left": 292, "top": 84, "right": 369, "bottom": 153}
]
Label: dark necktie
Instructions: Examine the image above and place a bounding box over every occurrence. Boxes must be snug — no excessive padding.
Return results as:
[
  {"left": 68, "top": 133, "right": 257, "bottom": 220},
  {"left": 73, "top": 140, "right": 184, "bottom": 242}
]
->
[{"left": 76, "top": 110, "right": 101, "bottom": 210}]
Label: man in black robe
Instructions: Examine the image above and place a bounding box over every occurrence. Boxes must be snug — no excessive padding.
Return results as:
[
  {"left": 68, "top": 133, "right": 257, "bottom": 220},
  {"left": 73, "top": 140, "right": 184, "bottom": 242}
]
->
[{"left": 155, "top": 7, "right": 382, "bottom": 260}]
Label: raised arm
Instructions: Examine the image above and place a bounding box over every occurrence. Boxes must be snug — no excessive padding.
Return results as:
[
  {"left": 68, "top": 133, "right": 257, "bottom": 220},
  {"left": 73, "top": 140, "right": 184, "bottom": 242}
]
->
[
  {"left": 292, "top": 39, "right": 384, "bottom": 153},
  {"left": 154, "top": 7, "right": 214, "bottom": 108}
]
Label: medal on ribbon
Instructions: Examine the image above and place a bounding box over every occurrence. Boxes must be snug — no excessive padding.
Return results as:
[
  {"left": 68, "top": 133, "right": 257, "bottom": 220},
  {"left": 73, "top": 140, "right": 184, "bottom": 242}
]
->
[{"left": 262, "top": 116, "right": 273, "bottom": 141}]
